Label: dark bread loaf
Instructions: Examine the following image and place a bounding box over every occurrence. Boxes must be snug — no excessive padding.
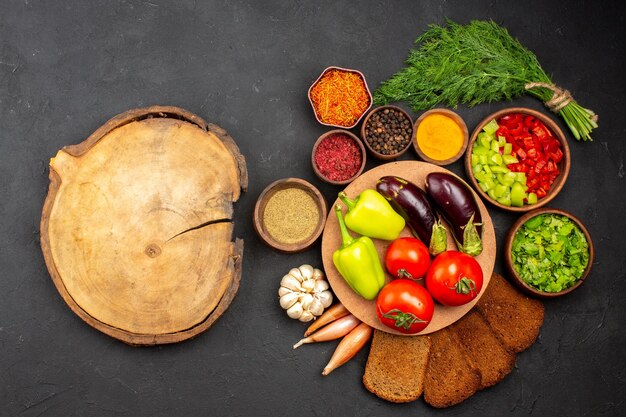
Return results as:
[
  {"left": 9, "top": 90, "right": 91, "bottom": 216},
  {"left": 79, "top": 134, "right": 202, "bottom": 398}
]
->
[
  {"left": 423, "top": 327, "right": 481, "bottom": 408},
  {"left": 363, "top": 330, "right": 431, "bottom": 403},
  {"left": 475, "top": 272, "right": 545, "bottom": 353},
  {"left": 362, "top": 273, "right": 545, "bottom": 407},
  {"left": 450, "top": 310, "right": 516, "bottom": 389}
]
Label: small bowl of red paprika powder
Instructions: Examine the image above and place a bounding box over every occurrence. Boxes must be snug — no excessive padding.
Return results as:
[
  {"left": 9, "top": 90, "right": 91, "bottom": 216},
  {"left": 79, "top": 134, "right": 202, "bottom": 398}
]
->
[{"left": 312, "top": 130, "right": 366, "bottom": 185}]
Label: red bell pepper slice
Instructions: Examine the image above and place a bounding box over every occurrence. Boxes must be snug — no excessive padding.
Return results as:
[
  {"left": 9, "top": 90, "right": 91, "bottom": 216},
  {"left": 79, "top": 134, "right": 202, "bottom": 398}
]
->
[
  {"left": 534, "top": 159, "right": 547, "bottom": 174},
  {"left": 532, "top": 126, "right": 548, "bottom": 139},
  {"left": 511, "top": 124, "right": 526, "bottom": 137},
  {"left": 549, "top": 148, "right": 563, "bottom": 163},
  {"left": 536, "top": 188, "right": 547, "bottom": 198},
  {"left": 496, "top": 126, "right": 511, "bottom": 140},
  {"left": 524, "top": 115, "right": 538, "bottom": 128}
]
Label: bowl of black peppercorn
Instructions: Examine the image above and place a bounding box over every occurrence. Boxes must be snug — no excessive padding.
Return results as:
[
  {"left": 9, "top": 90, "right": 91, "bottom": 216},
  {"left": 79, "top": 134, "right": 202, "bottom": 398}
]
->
[{"left": 360, "top": 105, "right": 414, "bottom": 160}]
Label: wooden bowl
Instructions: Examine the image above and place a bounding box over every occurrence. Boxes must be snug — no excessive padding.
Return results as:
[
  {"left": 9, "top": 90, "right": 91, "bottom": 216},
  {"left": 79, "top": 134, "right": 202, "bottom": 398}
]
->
[
  {"left": 464, "top": 107, "right": 571, "bottom": 212},
  {"left": 503, "top": 207, "right": 594, "bottom": 299},
  {"left": 360, "top": 105, "right": 414, "bottom": 160},
  {"left": 311, "top": 129, "right": 366, "bottom": 185},
  {"left": 254, "top": 178, "right": 327, "bottom": 253},
  {"left": 307, "top": 66, "right": 372, "bottom": 129},
  {"left": 413, "top": 108, "right": 469, "bottom": 166}
]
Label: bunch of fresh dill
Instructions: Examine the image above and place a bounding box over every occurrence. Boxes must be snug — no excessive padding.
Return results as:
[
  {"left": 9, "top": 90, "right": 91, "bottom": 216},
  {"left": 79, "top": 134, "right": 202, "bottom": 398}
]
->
[{"left": 374, "top": 20, "right": 597, "bottom": 141}]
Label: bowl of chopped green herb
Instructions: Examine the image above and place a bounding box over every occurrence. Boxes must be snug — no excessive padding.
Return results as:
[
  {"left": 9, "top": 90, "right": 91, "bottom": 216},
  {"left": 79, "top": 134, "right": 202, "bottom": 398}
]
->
[{"left": 504, "top": 208, "right": 594, "bottom": 298}]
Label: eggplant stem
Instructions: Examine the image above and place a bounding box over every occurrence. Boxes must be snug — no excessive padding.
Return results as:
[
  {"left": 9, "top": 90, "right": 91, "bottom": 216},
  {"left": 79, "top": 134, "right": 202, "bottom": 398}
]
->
[{"left": 459, "top": 213, "right": 483, "bottom": 257}]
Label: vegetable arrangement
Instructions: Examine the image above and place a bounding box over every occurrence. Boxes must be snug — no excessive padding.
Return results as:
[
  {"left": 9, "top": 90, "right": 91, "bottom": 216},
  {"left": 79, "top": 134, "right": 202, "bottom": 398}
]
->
[
  {"left": 373, "top": 20, "right": 598, "bottom": 141},
  {"left": 283, "top": 18, "right": 596, "bottom": 381},
  {"left": 332, "top": 173, "right": 485, "bottom": 335}
]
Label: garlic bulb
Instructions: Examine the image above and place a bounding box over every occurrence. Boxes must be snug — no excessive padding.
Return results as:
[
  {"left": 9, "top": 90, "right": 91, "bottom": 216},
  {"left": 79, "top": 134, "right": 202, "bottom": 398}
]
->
[{"left": 278, "top": 264, "right": 333, "bottom": 322}]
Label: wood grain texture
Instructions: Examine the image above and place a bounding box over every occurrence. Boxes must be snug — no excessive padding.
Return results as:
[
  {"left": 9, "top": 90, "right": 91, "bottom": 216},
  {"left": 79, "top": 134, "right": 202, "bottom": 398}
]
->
[
  {"left": 40, "top": 106, "right": 246, "bottom": 345},
  {"left": 321, "top": 161, "right": 496, "bottom": 335}
]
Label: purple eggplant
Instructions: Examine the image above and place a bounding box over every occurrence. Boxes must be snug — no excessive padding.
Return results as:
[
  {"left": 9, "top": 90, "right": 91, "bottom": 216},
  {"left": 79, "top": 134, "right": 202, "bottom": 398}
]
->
[
  {"left": 376, "top": 176, "right": 447, "bottom": 255},
  {"left": 425, "top": 172, "right": 483, "bottom": 256}
]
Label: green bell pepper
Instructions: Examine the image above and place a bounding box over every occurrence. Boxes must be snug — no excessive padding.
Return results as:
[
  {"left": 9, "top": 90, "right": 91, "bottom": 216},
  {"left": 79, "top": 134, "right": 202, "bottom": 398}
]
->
[
  {"left": 338, "top": 190, "right": 405, "bottom": 241},
  {"left": 333, "top": 205, "right": 385, "bottom": 300}
]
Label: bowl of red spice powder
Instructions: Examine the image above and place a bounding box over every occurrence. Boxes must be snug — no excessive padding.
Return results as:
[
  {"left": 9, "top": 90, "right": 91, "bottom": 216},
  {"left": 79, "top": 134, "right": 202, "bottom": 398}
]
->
[
  {"left": 312, "top": 130, "right": 366, "bottom": 185},
  {"left": 308, "top": 66, "right": 372, "bottom": 129}
]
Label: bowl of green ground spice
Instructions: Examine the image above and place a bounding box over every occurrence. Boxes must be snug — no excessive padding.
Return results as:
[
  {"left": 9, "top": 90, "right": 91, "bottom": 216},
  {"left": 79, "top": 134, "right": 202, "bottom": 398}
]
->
[
  {"left": 254, "top": 178, "right": 327, "bottom": 253},
  {"left": 504, "top": 208, "right": 594, "bottom": 298}
]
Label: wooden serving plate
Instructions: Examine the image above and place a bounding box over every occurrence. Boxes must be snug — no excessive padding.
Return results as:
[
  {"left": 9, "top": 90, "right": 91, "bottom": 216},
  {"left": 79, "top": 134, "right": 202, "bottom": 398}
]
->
[
  {"left": 321, "top": 161, "right": 496, "bottom": 336},
  {"left": 40, "top": 106, "right": 248, "bottom": 345}
]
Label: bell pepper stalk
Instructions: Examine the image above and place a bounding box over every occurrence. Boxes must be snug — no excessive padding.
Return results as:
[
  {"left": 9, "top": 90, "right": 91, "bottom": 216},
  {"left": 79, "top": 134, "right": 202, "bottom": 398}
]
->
[
  {"left": 337, "top": 190, "right": 405, "bottom": 241},
  {"left": 332, "top": 205, "right": 385, "bottom": 300}
]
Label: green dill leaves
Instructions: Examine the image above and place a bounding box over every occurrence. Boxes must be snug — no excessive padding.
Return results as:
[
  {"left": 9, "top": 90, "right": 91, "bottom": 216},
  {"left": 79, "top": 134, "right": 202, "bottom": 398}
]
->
[{"left": 374, "top": 20, "right": 598, "bottom": 141}]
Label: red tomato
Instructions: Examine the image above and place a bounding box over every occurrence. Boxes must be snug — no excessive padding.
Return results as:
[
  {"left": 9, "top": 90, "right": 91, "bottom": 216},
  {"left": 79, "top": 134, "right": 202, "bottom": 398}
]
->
[
  {"left": 376, "top": 279, "right": 434, "bottom": 334},
  {"left": 425, "top": 251, "right": 483, "bottom": 307},
  {"left": 384, "top": 237, "right": 431, "bottom": 281}
]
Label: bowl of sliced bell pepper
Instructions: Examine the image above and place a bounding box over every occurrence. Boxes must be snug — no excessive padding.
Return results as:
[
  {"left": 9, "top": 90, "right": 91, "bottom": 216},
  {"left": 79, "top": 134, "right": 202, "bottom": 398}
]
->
[{"left": 464, "top": 107, "right": 571, "bottom": 212}]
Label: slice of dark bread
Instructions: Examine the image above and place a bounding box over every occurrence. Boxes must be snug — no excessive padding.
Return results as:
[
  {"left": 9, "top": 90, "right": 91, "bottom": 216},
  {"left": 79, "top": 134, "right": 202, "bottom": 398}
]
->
[
  {"left": 475, "top": 273, "right": 545, "bottom": 353},
  {"left": 450, "top": 310, "right": 516, "bottom": 389},
  {"left": 423, "top": 328, "right": 481, "bottom": 408},
  {"left": 363, "top": 330, "right": 432, "bottom": 403}
]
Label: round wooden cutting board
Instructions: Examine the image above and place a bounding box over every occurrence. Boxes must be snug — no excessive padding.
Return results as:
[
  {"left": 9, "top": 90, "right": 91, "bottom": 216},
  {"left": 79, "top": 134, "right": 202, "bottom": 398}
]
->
[
  {"left": 40, "top": 106, "right": 248, "bottom": 345},
  {"left": 321, "top": 161, "right": 496, "bottom": 336}
]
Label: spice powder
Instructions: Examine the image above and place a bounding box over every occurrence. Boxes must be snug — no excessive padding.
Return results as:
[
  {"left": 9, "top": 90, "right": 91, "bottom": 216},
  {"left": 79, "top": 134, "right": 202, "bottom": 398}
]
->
[
  {"left": 314, "top": 134, "right": 362, "bottom": 181},
  {"left": 416, "top": 114, "right": 464, "bottom": 161},
  {"left": 263, "top": 188, "right": 319, "bottom": 244}
]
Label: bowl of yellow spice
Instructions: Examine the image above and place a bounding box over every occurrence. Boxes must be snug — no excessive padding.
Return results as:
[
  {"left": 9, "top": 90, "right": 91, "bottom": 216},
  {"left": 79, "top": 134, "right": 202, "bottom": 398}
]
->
[
  {"left": 413, "top": 108, "right": 469, "bottom": 166},
  {"left": 254, "top": 178, "right": 328, "bottom": 253}
]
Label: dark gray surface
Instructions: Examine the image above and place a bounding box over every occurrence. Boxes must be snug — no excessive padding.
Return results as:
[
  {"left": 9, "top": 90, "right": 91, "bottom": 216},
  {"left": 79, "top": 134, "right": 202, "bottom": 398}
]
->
[{"left": 1, "top": 1, "right": 625, "bottom": 416}]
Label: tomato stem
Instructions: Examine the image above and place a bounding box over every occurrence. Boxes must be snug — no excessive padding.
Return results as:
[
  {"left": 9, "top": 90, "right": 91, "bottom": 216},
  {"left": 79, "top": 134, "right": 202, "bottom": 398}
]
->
[
  {"left": 448, "top": 276, "right": 478, "bottom": 295},
  {"left": 380, "top": 308, "right": 427, "bottom": 331},
  {"left": 397, "top": 268, "right": 418, "bottom": 280}
]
